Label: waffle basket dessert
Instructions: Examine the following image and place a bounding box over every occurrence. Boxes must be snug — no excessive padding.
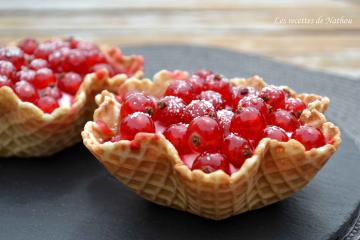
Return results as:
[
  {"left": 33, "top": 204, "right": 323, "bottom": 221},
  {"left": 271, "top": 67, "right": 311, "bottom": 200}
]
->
[
  {"left": 82, "top": 70, "right": 341, "bottom": 220},
  {"left": 0, "top": 37, "right": 143, "bottom": 157}
]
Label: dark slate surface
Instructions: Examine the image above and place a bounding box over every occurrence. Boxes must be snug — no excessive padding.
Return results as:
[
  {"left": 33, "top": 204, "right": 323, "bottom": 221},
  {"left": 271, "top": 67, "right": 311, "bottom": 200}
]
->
[{"left": 0, "top": 45, "right": 359, "bottom": 240}]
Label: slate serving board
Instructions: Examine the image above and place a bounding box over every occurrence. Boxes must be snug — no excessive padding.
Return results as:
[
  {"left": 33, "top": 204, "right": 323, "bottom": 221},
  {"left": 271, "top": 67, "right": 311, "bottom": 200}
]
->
[{"left": 0, "top": 45, "right": 359, "bottom": 240}]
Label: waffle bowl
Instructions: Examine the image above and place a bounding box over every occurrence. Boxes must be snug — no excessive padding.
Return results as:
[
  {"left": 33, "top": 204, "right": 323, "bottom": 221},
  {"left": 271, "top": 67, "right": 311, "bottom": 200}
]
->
[
  {"left": 82, "top": 70, "right": 341, "bottom": 220},
  {"left": 0, "top": 46, "right": 144, "bottom": 157}
]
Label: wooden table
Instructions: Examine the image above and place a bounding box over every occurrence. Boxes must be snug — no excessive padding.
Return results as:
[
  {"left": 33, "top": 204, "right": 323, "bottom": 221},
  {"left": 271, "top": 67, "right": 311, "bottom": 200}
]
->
[{"left": 0, "top": 0, "right": 359, "bottom": 79}]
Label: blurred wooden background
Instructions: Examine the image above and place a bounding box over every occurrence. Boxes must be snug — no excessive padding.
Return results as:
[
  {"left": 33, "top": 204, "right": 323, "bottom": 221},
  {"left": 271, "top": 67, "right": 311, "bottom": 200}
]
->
[{"left": 0, "top": 0, "right": 359, "bottom": 78}]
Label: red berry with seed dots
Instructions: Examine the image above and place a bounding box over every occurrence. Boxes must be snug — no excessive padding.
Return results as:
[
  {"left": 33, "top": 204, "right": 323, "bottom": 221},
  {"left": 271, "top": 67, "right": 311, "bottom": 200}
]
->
[
  {"left": 260, "top": 85, "right": 286, "bottom": 110},
  {"left": 185, "top": 75, "right": 205, "bottom": 94},
  {"left": 156, "top": 96, "right": 186, "bottom": 126},
  {"left": 120, "top": 92, "right": 156, "bottom": 118},
  {"left": 41, "top": 86, "right": 62, "bottom": 99},
  {"left": 182, "top": 100, "right": 216, "bottom": 123},
  {"left": 221, "top": 133, "right": 253, "bottom": 168},
  {"left": 16, "top": 69, "right": 36, "bottom": 83},
  {"left": 186, "top": 116, "right": 223, "bottom": 153},
  {"left": 30, "top": 58, "right": 48, "bottom": 70},
  {"left": 18, "top": 37, "right": 39, "bottom": 55},
  {"left": 230, "top": 107, "right": 266, "bottom": 140},
  {"left": 238, "top": 95, "right": 269, "bottom": 117},
  {"left": 267, "top": 109, "right": 299, "bottom": 132},
  {"left": 0, "top": 47, "right": 25, "bottom": 70},
  {"left": 0, "top": 60, "right": 16, "bottom": 80},
  {"left": 192, "top": 152, "right": 230, "bottom": 174},
  {"left": 163, "top": 123, "right": 189, "bottom": 154},
  {"left": 58, "top": 72, "right": 83, "bottom": 95},
  {"left": 216, "top": 109, "right": 234, "bottom": 136},
  {"left": 263, "top": 126, "right": 289, "bottom": 142},
  {"left": 285, "top": 97, "right": 306, "bottom": 118},
  {"left": 231, "top": 86, "right": 258, "bottom": 110},
  {"left": 0, "top": 75, "right": 12, "bottom": 88},
  {"left": 14, "top": 81, "right": 39, "bottom": 104},
  {"left": 204, "top": 74, "right": 232, "bottom": 103},
  {"left": 120, "top": 112, "right": 155, "bottom": 140},
  {"left": 34, "top": 68, "right": 56, "bottom": 89},
  {"left": 37, "top": 96, "right": 59, "bottom": 113},
  {"left": 165, "top": 80, "right": 194, "bottom": 104},
  {"left": 197, "top": 90, "right": 224, "bottom": 110},
  {"left": 291, "top": 126, "right": 326, "bottom": 150}
]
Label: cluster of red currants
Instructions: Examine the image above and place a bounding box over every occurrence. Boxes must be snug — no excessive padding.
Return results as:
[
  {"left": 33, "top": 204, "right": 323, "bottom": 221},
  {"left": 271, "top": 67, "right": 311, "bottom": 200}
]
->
[{"left": 97, "top": 70, "right": 327, "bottom": 175}]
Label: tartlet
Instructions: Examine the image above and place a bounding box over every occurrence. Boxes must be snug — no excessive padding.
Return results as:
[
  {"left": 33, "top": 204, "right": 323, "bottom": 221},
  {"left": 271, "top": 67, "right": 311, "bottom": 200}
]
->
[
  {"left": 0, "top": 37, "right": 143, "bottom": 157},
  {"left": 82, "top": 70, "right": 341, "bottom": 220}
]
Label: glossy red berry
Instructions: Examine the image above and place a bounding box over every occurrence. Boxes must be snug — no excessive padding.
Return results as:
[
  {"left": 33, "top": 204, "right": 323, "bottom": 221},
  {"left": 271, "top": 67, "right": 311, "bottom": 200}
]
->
[
  {"left": 30, "top": 58, "right": 48, "bottom": 70},
  {"left": 231, "top": 86, "right": 258, "bottom": 109},
  {"left": 18, "top": 37, "right": 39, "bottom": 55},
  {"left": 48, "top": 49, "right": 68, "bottom": 72},
  {"left": 120, "top": 112, "right": 155, "bottom": 140},
  {"left": 204, "top": 74, "right": 232, "bottom": 103},
  {"left": 0, "top": 60, "right": 16, "bottom": 80},
  {"left": 197, "top": 90, "right": 224, "bottom": 110},
  {"left": 0, "top": 47, "right": 25, "bottom": 70},
  {"left": 14, "top": 81, "right": 39, "bottom": 104},
  {"left": 37, "top": 96, "right": 59, "bottom": 113},
  {"left": 221, "top": 134, "right": 253, "bottom": 168},
  {"left": 156, "top": 96, "right": 186, "bottom": 126},
  {"left": 186, "top": 116, "right": 223, "bottom": 153},
  {"left": 182, "top": 100, "right": 216, "bottom": 123},
  {"left": 263, "top": 126, "right": 289, "bottom": 142},
  {"left": 192, "top": 152, "right": 230, "bottom": 174},
  {"left": 58, "top": 72, "right": 83, "bottom": 95},
  {"left": 260, "top": 85, "right": 285, "bottom": 110},
  {"left": 238, "top": 95, "right": 269, "bottom": 117},
  {"left": 34, "top": 68, "right": 56, "bottom": 89},
  {"left": 230, "top": 107, "right": 266, "bottom": 140},
  {"left": 163, "top": 123, "right": 189, "bottom": 154},
  {"left": 96, "top": 120, "right": 113, "bottom": 136},
  {"left": 66, "top": 49, "right": 86, "bottom": 73},
  {"left": 0, "top": 75, "right": 12, "bottom": 87},
  {"left": 185, "top": 75, "right": 205, "bottom": 94},
  {"left": 267, "top": 109, "right": 299, "bottom": 132},
  {"left": 41, "top": 86, "right": 62, "bottom": 99},
  {"left": 34, "top": 43, "right": 55, "bottom": 60},
  {"left": 16, "top": 69, "right": 36, "bottom": 83},
  {"left": 216, "top": 109, "right": 234, "bottom": 136},
  {"left": 285, "top": 97, "right": 306, "bottom": 118},
  {"left": 291, "top": 126, "right": 326, "bottom": 150},
  {"left": 165, "top": 80, "right": 193, "bottom": 104},
  {"left": 193, "top": 69, "right": 213, "bottom": 81},
  {"left": 120, "top": 92, "right": 155, "bottom": 118}
]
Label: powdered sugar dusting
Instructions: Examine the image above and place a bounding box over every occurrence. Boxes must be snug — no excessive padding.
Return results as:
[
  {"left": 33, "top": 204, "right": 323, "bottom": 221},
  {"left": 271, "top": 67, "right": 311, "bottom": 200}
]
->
[
  {"left": 183, "top": 99, "right": 215, "bottom": 122},
  {"left": 217, "top": 109, "right": 234, "bottom": 135}
]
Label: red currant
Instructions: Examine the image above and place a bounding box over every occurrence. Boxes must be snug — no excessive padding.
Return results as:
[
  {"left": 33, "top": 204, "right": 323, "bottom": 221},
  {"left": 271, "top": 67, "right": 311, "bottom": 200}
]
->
[
  {"left": 40, "top": 86, "right": 62, "bottom": 99},
  {"left": 263, "top": 126, "right": 289, "bottom": 142},
  {"left": 186, "top": 116, "right": 223, "bottom": 153},
  {"left": 267, "top": 109, "right": 299, "bottom": 132},
  {"left": 185, "top": 75, "right": 205, "bottom": 94},
  {"left": 120, "top": 92, "right": 155, "bottom": 118},
  {"left": 96, "top": 120, "right": 113, "bottom": 136},
  {"left": 291, "top": 126, "right": 326, "bottom": 150},
  {"left": 238, "top": 95, "right": 269, "bottom": 117},
  {"left": 231, "top": 86, "right": 258, "bottom": 109},
  {"left": 34, "top": 68, "right": 56, "bottom": 89},
  {"left": 193, "top": 69, "right": 213, "bottom": 81},
  {"left": 182, "top": 100, "right": 216, "bottom": 123},
  {"left": 0, "top": 60, "right": 16, "bottom": 80},
  {"left": 204, "top": 74, "right": 232, "bottom": 103},
  {"left": 0, "top": 75, "right": 12, "bottom": 88},
  {"left": 66, "top": 49, "right": 86, "bottom": 73},
  {"left": 0, "top": 47, "right": 24, "bottom": 70},
  {"left": 34, "top": 43, "right": 55, "bottom": 60},
  {"left": 18, "top": 37, "right": 39, "bottom": 55},
  {"left": 156, "top": 96, "right": 186, "bottom": 126},
  {"left": 30, "top": 58, "right": 48, "bottom": 70},
  {"left": 165, "top": 80, "right": 193, "bottom": 104},
  {"left": 192, "top": 152, "right": 230, "bottom": 174},
  {"left": 221, "top": 134, "right": 253, "bottom": 168},
  {"left": 163, "top": 123, "right": 189, "bottom": 154},
  {"left": 260, "top": 85, "right": 285, "bottom": 110},
  {"left": 58, "top": 72, "right": 83, "bottom": 95},
  {"left": 216, "top": 109, "right": 234, "bottom": 136},
  {"left": 120, "top": 112, "right": 155, "bottom": 140},
  {"left": 37, "top": 96, "right": 59, "bottom": 113},
  {"left": 197, "top": 90, "right": 224, "bottom": 110},
  {"left": 14, "top": 81, "right": 39, "bottom": 104},
  {"left": 230, "top": 107, "right": 266, "bottom": 140},
  {"left": 16, "top": 69, "right": 36, "bottom": 83},
  {"left": 285, "top": 97, "right": 306, "bottom": 118}
]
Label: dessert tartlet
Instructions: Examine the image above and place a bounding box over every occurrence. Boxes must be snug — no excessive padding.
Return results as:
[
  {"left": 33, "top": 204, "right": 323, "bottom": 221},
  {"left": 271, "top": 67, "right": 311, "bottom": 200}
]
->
[
  {"left": 82, "top": 70, "right": 341, "bottom": 220},
  {"left": 0, "top": 37, "right": 143, "bottom": 157}
]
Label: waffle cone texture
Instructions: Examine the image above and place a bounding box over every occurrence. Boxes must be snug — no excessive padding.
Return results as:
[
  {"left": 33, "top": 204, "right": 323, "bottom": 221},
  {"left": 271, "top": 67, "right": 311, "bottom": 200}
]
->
[
  {"left": 82, "top": 70, "right": 341, "bottom": 220},
  {"left": 0, "top": 47, "right": 144, "bottom": 157}
]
